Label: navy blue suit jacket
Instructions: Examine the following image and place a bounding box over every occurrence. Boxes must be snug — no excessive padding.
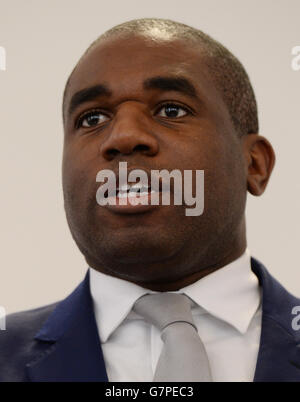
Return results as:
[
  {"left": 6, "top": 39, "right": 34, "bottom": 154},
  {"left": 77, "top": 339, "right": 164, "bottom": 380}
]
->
[{"left": 1, "top": 258, "right": 300, "bottom": 382}]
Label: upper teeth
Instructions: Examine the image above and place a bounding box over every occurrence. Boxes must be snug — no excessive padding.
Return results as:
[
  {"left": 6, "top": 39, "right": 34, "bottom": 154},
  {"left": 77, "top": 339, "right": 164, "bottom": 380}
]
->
[{"left": 118, "top": 183, "right": 149, "bottom": 192}]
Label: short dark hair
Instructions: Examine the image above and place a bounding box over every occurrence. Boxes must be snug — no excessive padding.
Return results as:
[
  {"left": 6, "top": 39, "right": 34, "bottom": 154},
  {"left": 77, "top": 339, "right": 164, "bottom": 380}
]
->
[{"left": 63, "top": 18, "right": 258, "bottom": 137}]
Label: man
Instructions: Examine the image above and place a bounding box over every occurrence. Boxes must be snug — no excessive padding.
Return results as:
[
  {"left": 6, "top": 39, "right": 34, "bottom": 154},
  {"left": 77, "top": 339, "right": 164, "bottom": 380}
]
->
[{"left": 1, "top": 18, "right": 300, "bottom": 382}]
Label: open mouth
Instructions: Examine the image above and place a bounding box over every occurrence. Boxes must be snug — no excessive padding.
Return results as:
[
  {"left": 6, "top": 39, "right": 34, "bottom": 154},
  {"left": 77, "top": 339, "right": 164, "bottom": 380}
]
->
[
  {"left": 104, "top": 183, "right": 158, "bottom": 205},
  {"left": 103, "top": 182, "right": 161, "bottom": 199},
  {"left": 116, "top": 183, "right": 155, "bottom": 198},
  {"left": 99, "top": 181, "right": 166, "bottom": 213}
]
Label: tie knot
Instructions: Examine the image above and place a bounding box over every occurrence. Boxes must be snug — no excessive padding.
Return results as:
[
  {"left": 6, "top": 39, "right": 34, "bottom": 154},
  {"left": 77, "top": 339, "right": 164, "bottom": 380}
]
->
[{"left": 133, "top": 293, "right": 196, "bottom": 332}]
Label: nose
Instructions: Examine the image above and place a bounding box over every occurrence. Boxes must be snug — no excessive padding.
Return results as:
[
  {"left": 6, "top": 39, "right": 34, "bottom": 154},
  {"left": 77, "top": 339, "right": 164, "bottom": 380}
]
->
[{"left": 100, "top": 102, "right": 159, "bottom": 160}]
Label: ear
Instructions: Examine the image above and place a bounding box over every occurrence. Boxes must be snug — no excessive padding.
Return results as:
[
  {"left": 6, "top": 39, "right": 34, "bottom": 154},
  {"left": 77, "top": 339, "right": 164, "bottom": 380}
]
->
[{"left": 242, "top": 134, "right": 276, "bottom": 196}]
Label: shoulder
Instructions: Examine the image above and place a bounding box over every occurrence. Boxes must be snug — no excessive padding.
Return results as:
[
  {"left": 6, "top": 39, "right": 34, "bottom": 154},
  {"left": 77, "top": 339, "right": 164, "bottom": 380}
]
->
[
  {"left": 0, "top": 303, "right": 59, "bottom": 381},
  {"left": 251, "top": 257, "right": 300, "bottom": 333},
  {"left": 2, "top": 302, "right": 58, "bottom": 338}
]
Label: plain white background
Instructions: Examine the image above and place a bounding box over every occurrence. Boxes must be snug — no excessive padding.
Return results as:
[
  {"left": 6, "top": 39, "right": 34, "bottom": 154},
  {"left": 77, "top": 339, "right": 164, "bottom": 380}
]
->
[{"left": 0, "top": 0, "right": 299, "bottom": 313}]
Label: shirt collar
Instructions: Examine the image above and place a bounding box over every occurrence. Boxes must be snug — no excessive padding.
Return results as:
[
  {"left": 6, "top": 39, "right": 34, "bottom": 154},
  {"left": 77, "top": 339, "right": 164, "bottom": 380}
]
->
[
  {"left": 181, "top": 248, "right": 261, "bottom": 334},
  {"left": 89, "top": 268, "right": 152, "bottom": 342},
  {"left": 89, "top": 248, "right": 260, "bottom": 342}
]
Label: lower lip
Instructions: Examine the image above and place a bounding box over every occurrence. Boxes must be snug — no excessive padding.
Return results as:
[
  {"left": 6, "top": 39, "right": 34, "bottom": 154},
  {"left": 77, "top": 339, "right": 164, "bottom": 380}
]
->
[{"left": 101, "top": 191, "right": 162, "bottom": 214}]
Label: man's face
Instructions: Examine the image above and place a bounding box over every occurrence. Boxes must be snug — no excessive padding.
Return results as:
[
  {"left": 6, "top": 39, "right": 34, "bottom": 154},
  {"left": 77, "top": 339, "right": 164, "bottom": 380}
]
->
[{"left": 62, "top": 34, "right": 247, "bottom": 288}]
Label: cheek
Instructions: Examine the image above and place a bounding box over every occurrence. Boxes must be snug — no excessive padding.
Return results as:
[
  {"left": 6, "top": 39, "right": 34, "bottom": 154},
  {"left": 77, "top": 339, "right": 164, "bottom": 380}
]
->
[
  {"left": 206, "top": 146, "right": 247, "bottom": 220},
  {"left": 62, "top": 145, "right": 96, "bottom": 210},
  {"left": 184, "top": 133, "right": 246, "bottom": 209}
]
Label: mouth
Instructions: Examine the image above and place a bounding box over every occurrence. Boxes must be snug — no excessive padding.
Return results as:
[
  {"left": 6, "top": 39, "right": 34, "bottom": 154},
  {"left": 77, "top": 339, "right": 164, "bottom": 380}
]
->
[
  {"left": 96, "top": 165, "right": 175, "bottom": 215},
  {"left": 103, "top": 182, "right": 163, "bottom": 214},
  {"left": 116, "top": 183, "right": 155, "bottom": 198}
]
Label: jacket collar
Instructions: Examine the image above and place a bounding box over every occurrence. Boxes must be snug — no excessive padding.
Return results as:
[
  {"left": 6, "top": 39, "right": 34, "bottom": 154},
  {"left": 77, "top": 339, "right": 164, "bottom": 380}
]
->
[
  {"left": 251, "top": 258, "right": 300, "bottom": 381},
  {"left": 27, "top": 258, "right": 300, "bottom": 382}
]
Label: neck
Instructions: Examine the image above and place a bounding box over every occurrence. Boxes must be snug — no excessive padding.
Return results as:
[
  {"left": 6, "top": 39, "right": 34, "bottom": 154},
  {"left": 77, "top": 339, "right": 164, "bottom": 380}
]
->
[
  {"left": 87, "top": 220, "right": 247, "bottom": 291},
  {"left": 130, "top": 245, "right": 247, "bottom": 291}
]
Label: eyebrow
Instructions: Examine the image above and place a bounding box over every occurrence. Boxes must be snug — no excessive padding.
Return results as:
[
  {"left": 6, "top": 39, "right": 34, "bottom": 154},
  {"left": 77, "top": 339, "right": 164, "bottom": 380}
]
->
[
  {"left": 143, "top": 76, "right": 197, "bottom": 98},
  {"left": 68, "top": 85, "right": 112, "bottom": 116},
  {"left": 67, "top": 76, "right": 198, "bottom": 117}
]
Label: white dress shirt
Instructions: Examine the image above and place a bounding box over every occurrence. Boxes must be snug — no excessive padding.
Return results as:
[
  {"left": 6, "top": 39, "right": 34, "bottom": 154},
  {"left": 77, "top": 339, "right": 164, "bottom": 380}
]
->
[{"left": 89, "top": 248, "right": 262, "bottom": 382}]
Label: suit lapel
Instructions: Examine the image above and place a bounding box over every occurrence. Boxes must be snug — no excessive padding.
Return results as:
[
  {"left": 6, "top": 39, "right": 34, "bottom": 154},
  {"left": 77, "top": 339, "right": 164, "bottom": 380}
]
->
[
  {"left": 252, "top": 258, "right": 300, "bottom": 381},
  {"left": 26, "top": 272, "right": 108, "bottom": 382}
]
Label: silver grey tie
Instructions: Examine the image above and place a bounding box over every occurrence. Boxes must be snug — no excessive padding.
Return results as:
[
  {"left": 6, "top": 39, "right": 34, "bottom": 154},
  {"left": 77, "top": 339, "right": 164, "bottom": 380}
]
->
[{"left": 133, "top": 293, "right": 212, "bottom": 382}]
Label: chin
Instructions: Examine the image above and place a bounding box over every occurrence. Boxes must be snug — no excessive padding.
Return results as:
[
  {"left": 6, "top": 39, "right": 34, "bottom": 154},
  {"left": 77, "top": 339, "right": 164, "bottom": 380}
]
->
[
  {"left": 82, "top": 229, "right": 183, "bottom": 278},
  {"left": 87, "top": 254, "right": 181, "bottom": 285},
  {"left": 101, "top": 234, "right": 177, "bottom": 264}
]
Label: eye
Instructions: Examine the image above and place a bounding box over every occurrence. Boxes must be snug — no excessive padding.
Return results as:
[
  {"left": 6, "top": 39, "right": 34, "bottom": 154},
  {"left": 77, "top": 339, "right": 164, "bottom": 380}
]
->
[
  {"left": 77, "top": 110, "right": 109, "bottom": 128},
  {"left": 156, "top": 103, "right": 189, "bottom": 118}
]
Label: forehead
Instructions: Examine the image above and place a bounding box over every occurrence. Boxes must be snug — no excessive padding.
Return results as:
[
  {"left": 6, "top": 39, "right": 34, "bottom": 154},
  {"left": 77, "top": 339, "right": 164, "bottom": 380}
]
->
[{"left": 65, "top": 35, "right": 219, "bottom": 104}]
